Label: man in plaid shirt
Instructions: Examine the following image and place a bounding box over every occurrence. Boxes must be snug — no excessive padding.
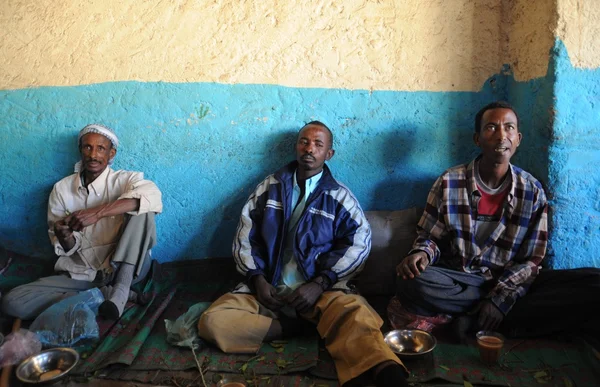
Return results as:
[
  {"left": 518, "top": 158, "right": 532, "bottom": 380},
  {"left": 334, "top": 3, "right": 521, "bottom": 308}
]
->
[{"left": 395, "top": 101, "right": 600, "bottom": 342}]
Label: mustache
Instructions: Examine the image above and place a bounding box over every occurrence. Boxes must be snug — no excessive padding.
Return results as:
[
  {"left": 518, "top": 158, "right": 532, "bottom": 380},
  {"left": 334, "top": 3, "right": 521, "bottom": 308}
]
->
[
  {"left": 301, "top": 154, "right": 315, "bottom": 161},
  {"left": 85, "top": 158, "right": 101, "bottom": 163}
]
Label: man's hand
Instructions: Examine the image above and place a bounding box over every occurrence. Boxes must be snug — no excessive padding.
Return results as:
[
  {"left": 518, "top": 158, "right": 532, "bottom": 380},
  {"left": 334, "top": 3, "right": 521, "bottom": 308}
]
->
[
  {"left": 54, "top": 218, "right": 75, "bottom": 251},
  {"left": 396, "top": 251, "right": 429, "bottom": 280},
  {"left": 252, "top": 275, "right": 284, "bottom": 311},
  {"left": 473, "top": 300, "right": 504, "bottom": 331},
  {"left": 284, "top": 282, "right": 323, "bottom": 314},
  {"left": 67, "top": 207, "right": 104, "bottom": 231},
  {"left": 54, "top": 218, "right": 73, "bottom": 240}
]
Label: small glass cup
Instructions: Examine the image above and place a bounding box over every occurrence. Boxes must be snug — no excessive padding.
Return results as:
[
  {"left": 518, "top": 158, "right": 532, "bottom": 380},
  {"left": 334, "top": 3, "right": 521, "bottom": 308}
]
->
[
  {"left": 216, "top": 374, "right": 247, "bottom": 387},
  {"left": 476, "top": 331, "right": 505, "bottom": 366}
]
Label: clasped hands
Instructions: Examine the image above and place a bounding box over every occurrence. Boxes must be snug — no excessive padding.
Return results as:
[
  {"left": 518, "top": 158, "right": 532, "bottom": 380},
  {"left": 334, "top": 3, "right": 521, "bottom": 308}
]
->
[
  {"left": 252, "top": 275, "right": 323, "bottom": 314},
  {"left": 395, "top": 251, "right": 504, "bottom": 331},
  {"left": 53, "top": 207, "right": 104, "bottom": 244}
]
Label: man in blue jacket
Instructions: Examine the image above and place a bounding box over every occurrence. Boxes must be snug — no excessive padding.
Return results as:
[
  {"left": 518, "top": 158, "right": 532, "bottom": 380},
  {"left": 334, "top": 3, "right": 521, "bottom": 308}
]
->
[{"left": 198, "top": 122, "right": 408, "bottom": 387}]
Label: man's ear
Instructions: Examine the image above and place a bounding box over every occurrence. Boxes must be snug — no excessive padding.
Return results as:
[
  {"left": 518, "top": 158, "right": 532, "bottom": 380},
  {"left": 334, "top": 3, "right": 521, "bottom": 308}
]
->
[
  {"left": 473, "top": 133, "right": 480, "bottom": 147},
  {"left": 326, "top": 149, "right": 335, "bottom": 161},
  {"left": 110, "top": 147, "right": 117, "bottom": 159}
]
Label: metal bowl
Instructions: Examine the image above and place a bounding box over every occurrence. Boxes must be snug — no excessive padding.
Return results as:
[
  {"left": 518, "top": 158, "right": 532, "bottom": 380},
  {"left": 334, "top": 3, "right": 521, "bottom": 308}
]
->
[
  {"left": 16, "top": 348, "right": 80, "bottom": 384},
  {"left": 384, "top": 329, "right": 437, "bottom": 358}
]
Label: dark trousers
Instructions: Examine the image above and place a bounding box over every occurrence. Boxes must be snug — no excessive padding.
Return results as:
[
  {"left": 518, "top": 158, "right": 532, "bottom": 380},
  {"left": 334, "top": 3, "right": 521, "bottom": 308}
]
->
[{"left": 396, "top": 266, "right": 600, "bottom": 340}]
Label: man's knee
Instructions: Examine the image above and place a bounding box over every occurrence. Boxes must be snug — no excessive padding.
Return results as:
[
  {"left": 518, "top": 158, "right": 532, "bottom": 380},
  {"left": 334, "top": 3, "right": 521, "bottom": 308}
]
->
[
  {"left": 197, "top": 309, "right": 222, "bottom": 339},
  {"left": 125, "top": 212, "right": 156, "bottom": 231},
  {"left": 396, "top": 276, "right": 423, "bottom": 300},
  {"left": 197, "top": 294, "right": 252, "bottom": 339},
  {"left": 1, "top": 287, "right": 35, "bottom": 320},
  {"left": 319, "top": 293, "right": 381, "bottom": 323}
]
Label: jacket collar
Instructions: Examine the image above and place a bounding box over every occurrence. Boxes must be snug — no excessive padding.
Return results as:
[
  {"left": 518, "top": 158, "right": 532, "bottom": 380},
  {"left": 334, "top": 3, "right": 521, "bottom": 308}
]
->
[{"left": 274, "top": 161, "right": 340, "bottom": 192}]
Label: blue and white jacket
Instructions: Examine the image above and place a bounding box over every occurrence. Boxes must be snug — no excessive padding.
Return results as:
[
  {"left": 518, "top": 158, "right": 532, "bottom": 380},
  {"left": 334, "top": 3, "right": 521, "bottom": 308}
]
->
[{"left": 232, "top": 161, "right": 371, "bottom": 293}]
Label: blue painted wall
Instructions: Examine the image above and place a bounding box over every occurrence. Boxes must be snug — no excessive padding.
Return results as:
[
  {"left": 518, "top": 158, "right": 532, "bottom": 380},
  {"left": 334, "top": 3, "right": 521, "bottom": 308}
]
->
[
  {"left": 0, "top": 81, "right": 504, "bottom": 262},
  {"left": 1, "top": 40, "right": 598, "bottom": 269},
  {"left": 548, "top": 40, "right": 600, "bottom": 268}
]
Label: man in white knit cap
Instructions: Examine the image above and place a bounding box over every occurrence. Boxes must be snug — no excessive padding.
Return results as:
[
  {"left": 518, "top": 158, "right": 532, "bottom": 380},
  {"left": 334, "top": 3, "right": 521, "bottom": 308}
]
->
[{"left": 1, "top": 124, "right": 162, "bottom": 320}]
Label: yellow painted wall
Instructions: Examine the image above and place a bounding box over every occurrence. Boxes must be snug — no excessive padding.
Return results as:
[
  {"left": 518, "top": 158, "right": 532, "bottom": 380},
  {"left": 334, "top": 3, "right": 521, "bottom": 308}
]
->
[
  {"left": 2, "top": 0, "right": 513, "bottom": 92},
  {"left": 557, "top": 0, "right": 600, "bottom": 69},
  {"left": 507, "top": 0, "right": 556, "bottom": 81}
]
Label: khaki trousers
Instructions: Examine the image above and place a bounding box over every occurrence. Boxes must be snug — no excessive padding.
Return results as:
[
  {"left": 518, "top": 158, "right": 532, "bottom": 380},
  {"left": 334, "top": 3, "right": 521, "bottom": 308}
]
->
[{"left": 198, "top": 291, "right": 405, "bottom": 385}]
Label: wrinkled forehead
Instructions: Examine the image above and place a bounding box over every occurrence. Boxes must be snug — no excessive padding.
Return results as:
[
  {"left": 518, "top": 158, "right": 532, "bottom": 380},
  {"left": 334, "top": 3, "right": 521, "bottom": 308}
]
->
[{"left": 298, "top": 124, "right": 331, "bottom": 144}]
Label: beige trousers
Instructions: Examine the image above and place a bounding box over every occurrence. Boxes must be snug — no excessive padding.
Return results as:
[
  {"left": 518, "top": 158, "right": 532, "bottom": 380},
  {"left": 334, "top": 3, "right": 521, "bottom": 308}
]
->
[{"left": 198, "top": 291, "right": 406, "bottom": 385}]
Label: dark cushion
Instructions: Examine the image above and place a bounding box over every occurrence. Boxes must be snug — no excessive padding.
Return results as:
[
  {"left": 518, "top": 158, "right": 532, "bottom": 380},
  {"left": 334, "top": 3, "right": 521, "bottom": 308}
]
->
[{"left": 356, "top": 208, "right": 421, "bottom": 296}]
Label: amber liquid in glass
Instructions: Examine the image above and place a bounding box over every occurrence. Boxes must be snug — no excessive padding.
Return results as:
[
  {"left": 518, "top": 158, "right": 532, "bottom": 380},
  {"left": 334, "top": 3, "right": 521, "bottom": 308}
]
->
[{"left": 477, "top": 335, "right": 503, "bottom": 365}]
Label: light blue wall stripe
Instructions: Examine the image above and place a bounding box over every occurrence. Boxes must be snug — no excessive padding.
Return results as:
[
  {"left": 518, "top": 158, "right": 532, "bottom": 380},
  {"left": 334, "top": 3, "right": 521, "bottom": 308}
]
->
[{"left": 0, "top": 81, "right": 503, "bottom": 261}]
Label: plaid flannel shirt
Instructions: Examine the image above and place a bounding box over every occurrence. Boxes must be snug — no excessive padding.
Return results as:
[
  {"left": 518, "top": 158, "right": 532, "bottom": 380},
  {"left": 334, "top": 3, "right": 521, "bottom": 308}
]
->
[{"left": 411, "top": 157, "right": 548, "bottom": 314}]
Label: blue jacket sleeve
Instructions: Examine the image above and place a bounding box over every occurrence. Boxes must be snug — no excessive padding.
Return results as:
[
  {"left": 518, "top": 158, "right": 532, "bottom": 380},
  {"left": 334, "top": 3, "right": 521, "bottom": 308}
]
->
[
  {"left": 316, "top": 187, "right": 372, "bottom": 285},
  {"left": 232, "top": 176, "right": 273, "bottom": 280}
]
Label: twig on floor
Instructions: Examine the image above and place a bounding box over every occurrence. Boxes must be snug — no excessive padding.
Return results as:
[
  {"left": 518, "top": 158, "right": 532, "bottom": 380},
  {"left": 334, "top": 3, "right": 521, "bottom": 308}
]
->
[
  {"left": 501, "top": 339, "right": 526, "bottom": 361},
  {"left": 236, "top": 354, "right": 262, "bottom": 364},
  {"left": 191, "top": 346, "right": 208, "bottom": 387},
  {"left": 150, "top": 369, "right": 161, "bottom": 383},
  {"left": 186, "top": 372, "right": 204, "bottom": 387},
  {"left": 161, "top": 354, "right": 175, "bottom": 372}
]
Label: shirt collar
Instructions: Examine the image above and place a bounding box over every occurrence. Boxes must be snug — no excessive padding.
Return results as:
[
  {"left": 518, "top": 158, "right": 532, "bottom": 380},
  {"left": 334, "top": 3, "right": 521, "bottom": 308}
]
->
[
  {"left": 468, "top": 156, "right": 515, "bottom": 205},
  {"left": 293, "top": 170, "right": 324, "bottom": 196},
  {"left": 78, "top": 167, "right": 111, "bottom": 197}
]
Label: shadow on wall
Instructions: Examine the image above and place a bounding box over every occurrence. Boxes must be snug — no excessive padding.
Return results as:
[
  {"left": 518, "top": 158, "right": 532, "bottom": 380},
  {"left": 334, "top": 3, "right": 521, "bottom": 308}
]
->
[
  {"left": 180, "top": 129, "right": 298, "bottom": 260},
  {"left": 0, "top": 131, "right": 79, "bottom": 258},
  {"left": 370, "top": 95, "right": 488, "bottom": 212},
  {"left": 372, "top": 125, "right": 440, "bottom": 211}
]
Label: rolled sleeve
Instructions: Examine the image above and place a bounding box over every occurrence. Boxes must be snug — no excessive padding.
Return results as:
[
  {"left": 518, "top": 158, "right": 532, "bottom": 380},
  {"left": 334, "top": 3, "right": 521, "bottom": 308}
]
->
[
  {"left": 52, "top": 232, "right": 81, "bottom": 257},
  {"left": 118, "top": 173, "right": 163, "bottom": 215}
]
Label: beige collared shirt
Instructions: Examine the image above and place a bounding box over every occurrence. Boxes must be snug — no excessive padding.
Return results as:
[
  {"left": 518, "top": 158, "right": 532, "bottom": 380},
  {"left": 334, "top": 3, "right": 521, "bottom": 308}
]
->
[{"left": 48, "top": 167, "right": 163, "bottom": 281}]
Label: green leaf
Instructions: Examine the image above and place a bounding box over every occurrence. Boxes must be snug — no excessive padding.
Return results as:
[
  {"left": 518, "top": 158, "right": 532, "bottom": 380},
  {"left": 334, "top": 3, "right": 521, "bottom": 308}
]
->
[
  {"left": 240, "top": 363, "right": 248, "bottom": 372},
  {"left": 463, "top": 381, "right": 474, "bottom": 387},
  {"left": 562, "top": 376, "right": 574, "bottom": 387},
  {"left": 275, "top": 359, "right": 288, "bottom": 368},
  {"left": 439, "top": 365, "right": 450, "bottom": 371},
  {"left": 534, "top": 370, "right": 551, "bottom": 384},
  {"left": 275, "top": 347, "right": 285, "bottom": 353}
]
